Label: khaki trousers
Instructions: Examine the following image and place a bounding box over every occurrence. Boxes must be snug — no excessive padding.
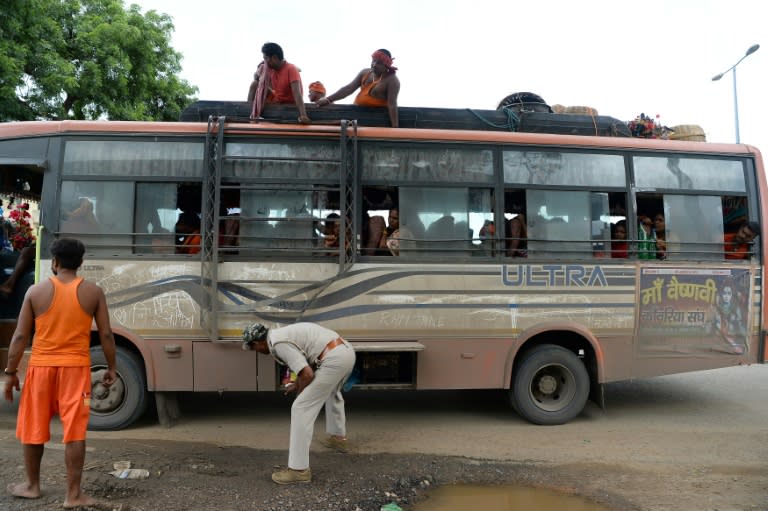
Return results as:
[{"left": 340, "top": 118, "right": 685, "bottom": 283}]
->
[{"left": 288, "top": 343, "right": 355, "bottom": 469}]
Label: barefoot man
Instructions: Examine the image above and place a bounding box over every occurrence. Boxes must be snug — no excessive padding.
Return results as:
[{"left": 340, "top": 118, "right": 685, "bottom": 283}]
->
[{"left": 4, "top": 238, "right": 116, "bottom": 507}]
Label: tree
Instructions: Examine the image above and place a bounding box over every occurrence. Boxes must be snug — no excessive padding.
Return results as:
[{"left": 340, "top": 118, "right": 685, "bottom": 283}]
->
[{"left": 0, "top": 0, "right": 198, "bottom": 121}]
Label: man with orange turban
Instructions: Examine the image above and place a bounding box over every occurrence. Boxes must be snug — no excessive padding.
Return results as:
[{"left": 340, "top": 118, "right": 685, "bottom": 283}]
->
[
  {"left": 315, "top": 49, "right": 400, "bottom": 127},
  {"left": 307, "top": 81, "right": 326, "bottom": 102}
]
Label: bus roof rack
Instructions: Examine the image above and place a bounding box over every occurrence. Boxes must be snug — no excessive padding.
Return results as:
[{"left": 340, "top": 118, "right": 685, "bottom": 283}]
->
[{"left": 180, "top": 101, "right": 631, "bottom": 137}]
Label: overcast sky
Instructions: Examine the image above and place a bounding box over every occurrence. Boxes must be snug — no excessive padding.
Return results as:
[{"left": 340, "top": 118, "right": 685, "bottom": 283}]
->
[{"left": 132, "top": 0, "right": 765, "bottom": 152}]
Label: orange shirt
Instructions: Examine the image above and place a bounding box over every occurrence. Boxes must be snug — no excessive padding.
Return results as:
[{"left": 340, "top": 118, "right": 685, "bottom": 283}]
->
[
  {"left": 30, "top": 277, "right": 92, "bottom": 367},
  {"left": 178, "top": 232, "right": 201, "bottom": 254},
  {"left": 354, "top": 71, "right": 388, "bottom": 107},
  {"left": 266, "top": 62, "right": 302, "bottom": 104},
  {"left": 724, "top": 232, "right": 750, "bottom": 260}
]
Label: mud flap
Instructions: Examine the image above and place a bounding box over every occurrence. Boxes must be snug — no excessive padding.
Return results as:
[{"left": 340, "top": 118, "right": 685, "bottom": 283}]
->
[
  {"left": 589, "top": 381, "right": 606, "bottom": 410},
  {"left": 155, "top": 391, "right": 181, "bottom": 428}
]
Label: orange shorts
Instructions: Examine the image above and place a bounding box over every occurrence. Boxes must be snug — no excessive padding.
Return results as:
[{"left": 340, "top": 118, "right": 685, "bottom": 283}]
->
[{"left": 16, "top": 366, "right": 91, "bottom": 444}]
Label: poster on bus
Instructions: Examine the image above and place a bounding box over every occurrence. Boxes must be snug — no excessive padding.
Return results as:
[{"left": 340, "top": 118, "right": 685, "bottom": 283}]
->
[{"left": 638, "top": 268, "right": 751, "bottom": 355}]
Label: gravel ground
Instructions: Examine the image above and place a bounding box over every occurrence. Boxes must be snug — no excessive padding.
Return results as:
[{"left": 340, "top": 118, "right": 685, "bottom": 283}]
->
[{"left": 0, "top": 437, "right": 637, "bottom": 511}]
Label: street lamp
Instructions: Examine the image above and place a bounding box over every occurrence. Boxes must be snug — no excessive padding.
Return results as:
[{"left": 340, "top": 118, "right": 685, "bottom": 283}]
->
[{"left": 712, "top": 44, "right": 760, "bottom": 144}]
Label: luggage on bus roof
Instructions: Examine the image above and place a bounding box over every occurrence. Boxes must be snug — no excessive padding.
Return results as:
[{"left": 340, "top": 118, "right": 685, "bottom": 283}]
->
[{"left": 179, "top": 101, "right": 631, "bottom": 137}]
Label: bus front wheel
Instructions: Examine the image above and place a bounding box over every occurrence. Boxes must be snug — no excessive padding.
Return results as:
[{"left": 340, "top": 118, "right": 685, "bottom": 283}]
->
[
  {"left": 511, "top": 344, "right": 589, "bottom": 425},
  {"left": 88, "top": 345, "right": 148, "bottom": 431}
]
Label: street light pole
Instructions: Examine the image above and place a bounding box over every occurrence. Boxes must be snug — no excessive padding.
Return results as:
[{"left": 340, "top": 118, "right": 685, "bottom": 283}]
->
[{"left": 712, "top": 44, "right": 760, "bottom": 144}]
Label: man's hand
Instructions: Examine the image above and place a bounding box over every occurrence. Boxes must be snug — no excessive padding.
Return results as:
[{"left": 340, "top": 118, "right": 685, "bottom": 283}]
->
[
  {"left": 4, "top": 374, "right": 20, "bottom": 402},
  {"left": 102, "top": 368, "right": 117, "bottom": 387},
  {"left": 295, "top": 365, "right": 315, "bottom": 395}
]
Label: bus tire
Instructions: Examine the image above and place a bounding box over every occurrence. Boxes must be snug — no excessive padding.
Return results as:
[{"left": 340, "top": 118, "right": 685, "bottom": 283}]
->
[
  {"left": 88, "top": 345, "right": 148, "bottom": 431},
  {"left": 511, "top": 344, "right": 589, "bottom": 425}
]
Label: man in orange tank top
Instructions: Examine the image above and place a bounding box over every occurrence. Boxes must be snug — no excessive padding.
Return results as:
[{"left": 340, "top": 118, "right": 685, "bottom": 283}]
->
[
  {"left": 3, "top": 238, "right": 116, "bottom": 508},
  {"left": 315, "top": 48, "right": 401, "bottom": 127}
]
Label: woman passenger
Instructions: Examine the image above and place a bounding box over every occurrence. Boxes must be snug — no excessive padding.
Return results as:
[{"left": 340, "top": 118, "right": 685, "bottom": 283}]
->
[{"left": 610, "top": 220, "right": 628, "bottom": 258}]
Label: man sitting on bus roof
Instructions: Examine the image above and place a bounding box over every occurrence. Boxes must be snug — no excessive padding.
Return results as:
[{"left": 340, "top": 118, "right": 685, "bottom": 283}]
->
[
  {"left": 250, "top": 42, "right": 310, "bottom": 124},
  {"left": 724, "top": 221, "right": 760, "bottom": 260},
  {"left": 315, "top": 49, "right": 400, "bottom": 127}
]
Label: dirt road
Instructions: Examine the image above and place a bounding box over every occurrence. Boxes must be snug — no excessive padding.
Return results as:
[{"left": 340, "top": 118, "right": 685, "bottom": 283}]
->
[{"left": 1, "top": 364, "right": 767, "bottom": 510}]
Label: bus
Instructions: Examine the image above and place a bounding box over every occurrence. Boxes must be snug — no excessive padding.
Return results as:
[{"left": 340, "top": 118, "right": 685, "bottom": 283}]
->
[{"left": 0, "top": 112, "right": 765, "bottom": 430}]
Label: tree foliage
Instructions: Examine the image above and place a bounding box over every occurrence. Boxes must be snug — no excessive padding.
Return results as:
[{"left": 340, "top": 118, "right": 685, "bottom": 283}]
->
[{"left": 0, "top": 0, "right": 197, "bottom": 121}]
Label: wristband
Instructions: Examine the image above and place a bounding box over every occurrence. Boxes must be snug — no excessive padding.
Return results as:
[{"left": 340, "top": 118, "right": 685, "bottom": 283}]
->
[{"left": 4, "top": 368, "right": 18, "bottom": 376}]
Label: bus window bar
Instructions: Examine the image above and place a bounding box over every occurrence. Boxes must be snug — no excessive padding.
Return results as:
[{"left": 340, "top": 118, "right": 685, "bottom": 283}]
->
[
  {"left": 212, "top": 122, "right": 356, "bottom": 136},
  {"left": 50, "top": 232, "right": 753, "bottom": 260},
  {"left": 221, "top": 155, "right": 342, "bottom": 165},
  {"left": 225, "top": 184, "right": 342, "bottom": 192},
  {"left": 219, "top": 183, "right": 341, "bottom": 192}
]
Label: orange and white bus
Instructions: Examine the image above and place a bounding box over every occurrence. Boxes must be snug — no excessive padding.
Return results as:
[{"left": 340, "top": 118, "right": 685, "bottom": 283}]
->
[{"left": 0, "top": 112, "right": 765, "bottom": 430}]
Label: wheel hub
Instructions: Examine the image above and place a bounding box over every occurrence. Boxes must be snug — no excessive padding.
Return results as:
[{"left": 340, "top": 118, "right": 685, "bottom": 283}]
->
[
  {"left": 537, "top": 374, "right": 558, "bottom": 395},
  {"left": 90, "top": 368, "right": 125, "bottom": 413}
]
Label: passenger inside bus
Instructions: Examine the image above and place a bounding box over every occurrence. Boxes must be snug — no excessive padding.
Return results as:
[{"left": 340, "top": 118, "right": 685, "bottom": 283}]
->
[
  {"left": 360, "top": 212, "right": 379, "bottom": 255},
  {"left": 365, "top": 208, "right": 399, "bottom": 256},
  {"left": 636, "top": 215, "right": 656, "bottom": 259},
  {"left": 505, "top": 192, "right": 527, "bottom": 257},
  {"left": 60, "top": 197, "right": 100, "bottom": 234},
  {"left": 478, "top": 220, "right": 496, "bottom": 256},
  {"left": 610, "top": 220, "right": 628, "bottom": 258},
  {"left": 653, "top": 213, "right": 670, "bottom": 260},
  {"left": 323, "top": 212, "right": 340, "bottom": 252},
  {"left": 724, "top": 221, "right": 760, "bottom": 260},
  {"left": 175, "top": 212, "right": 201, "bottom": 255},
  {"left": 506, "top": 211, "right": 527, "bottom": 257},
  {"left": 219, "top": 203, "right": 240, "bottom": 253}
]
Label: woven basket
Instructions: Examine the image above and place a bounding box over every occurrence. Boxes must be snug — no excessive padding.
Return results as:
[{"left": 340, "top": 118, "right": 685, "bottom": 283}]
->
[
  {"left": 669, "top": 124, "right": 706, "bottom": 142},
  {"left": 563, "top": 105, "right": 598, "bottom": 115},
  {"left": 550, "top": 104, "right": 565, "bottom": 114}
]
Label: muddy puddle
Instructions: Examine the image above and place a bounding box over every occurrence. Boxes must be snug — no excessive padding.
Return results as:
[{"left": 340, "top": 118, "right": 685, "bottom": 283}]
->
[{"left": 413, "top": 484, "right": 613, "bottom": 511}]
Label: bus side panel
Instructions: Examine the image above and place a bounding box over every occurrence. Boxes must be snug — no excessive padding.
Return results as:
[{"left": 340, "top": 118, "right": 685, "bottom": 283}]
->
[
  {"left": 145, "top": 339, "right": 193, "bottom": 391},
  {"left": 416, "top": 338, "right": 515, "bottom": 390},
  {"left": 594, "top": 334, "right": 634, "bottom": 382},
  {"left": 193, "top": 341, "right": 258, "bottom": 391},
  {"left": 631, "top": 265, "right": 762, "bottom": 379}
]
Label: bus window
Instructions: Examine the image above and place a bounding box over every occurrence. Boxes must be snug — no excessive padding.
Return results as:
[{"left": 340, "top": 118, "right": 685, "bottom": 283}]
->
[
  {"left": 526, "top": 190, "right": 595, "bottom": 258},
  {"left": 238, "top": 187, "right": 333, "bottom": 257},
  {"left": 63, "top": 140, "right": 203, "bottom": 178},
  {"left": 503, "top": 189, "right": 623, "bottom": 260},
  {"left": 60, "top": 181, "right": 134, "bottom": 255},
  {"left": 224, "top": 142, "right": 340, "bottom": 180},
  {"left": 372, "top": 187, "right": 492, "bottom": 258},
  {"left": 503, "top": 150, "right": 625, "bottom": 187},
  {"left": 134, "top": 183, "right": 179, "bottom": 254},
  {"left": 362, "top": 147, "right": 494, "bottom": 183},
  {"left": 664, "top": 195, "right": 723, "bottom": 261},
  {"left": 634, "top": 155, "right": 746, "bottom": 192},
  {"left": 636, "top": 193, "right": 725, "bottom": 261}
]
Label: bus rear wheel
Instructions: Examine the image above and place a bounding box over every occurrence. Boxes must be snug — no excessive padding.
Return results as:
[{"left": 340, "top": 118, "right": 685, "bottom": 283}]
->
[
  {"left": 88, "top": 345, "right": 148, "bottom": 431},
  {"left": 511, "top": 344, "right": 589, "bottom": 425}
]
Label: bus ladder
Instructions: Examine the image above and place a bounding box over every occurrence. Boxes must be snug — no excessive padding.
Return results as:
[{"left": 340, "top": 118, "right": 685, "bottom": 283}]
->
[{"left": 200, "top": 117, "right": 358, "bottom": 342}]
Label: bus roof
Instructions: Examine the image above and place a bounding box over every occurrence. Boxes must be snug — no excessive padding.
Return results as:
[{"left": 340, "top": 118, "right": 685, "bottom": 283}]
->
[{"left": 0, "top": 118, "right": 761, "bottom": 158}]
